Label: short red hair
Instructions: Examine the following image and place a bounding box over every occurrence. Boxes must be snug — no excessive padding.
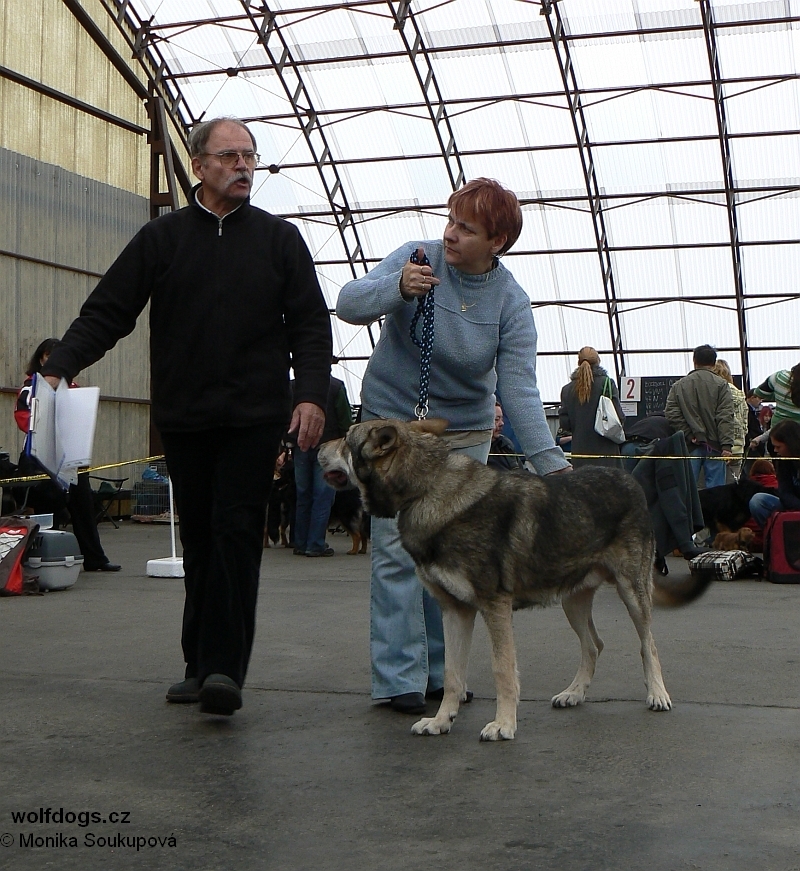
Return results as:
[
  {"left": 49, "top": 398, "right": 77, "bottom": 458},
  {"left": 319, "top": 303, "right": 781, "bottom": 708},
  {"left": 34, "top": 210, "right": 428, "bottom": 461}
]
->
[{"left": 447, "top": 178, "right": 523, "bottom": 255}]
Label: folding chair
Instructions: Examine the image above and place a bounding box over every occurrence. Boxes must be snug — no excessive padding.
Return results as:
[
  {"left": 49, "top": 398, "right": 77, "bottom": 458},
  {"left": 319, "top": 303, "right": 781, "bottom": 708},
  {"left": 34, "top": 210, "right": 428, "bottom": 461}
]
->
[{"left": 90, "top": 476, "right": 128, "bottom": 528}]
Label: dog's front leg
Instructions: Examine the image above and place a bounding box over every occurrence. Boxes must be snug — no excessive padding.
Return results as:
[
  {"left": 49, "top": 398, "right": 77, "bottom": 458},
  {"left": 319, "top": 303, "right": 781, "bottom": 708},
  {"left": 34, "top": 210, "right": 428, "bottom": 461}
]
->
[
  {"left": 479, "top": 595, "right": 519, "bottom": 741},
  {"left": 411, "top": 603, "right": 476, "bottom": 737}
]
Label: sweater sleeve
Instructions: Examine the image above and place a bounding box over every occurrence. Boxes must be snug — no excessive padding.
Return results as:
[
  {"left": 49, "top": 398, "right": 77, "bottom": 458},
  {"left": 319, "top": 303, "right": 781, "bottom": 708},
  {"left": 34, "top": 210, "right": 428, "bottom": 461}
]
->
[
  {"left": 336, "top": 243, "right": 422, "bottom": 325},
  {"left": 495, "top": 298, "right": 570, "bottom": 475},
  {"left": 754, "top": 375, "right": 775, "bottom": 402}
]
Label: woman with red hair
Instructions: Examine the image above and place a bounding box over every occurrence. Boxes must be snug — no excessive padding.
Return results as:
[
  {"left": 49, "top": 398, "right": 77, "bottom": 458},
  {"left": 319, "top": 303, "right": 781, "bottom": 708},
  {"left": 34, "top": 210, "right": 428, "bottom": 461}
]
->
[{"left": 337, "top": 178, "right": 570, "bottom": 715}]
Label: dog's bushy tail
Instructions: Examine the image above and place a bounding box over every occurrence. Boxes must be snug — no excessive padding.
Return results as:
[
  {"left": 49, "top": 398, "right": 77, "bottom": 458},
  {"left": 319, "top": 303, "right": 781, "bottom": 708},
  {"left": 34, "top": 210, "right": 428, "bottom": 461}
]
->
[{"left": 652, "top": 572, "right": 714, "bottom": 607}]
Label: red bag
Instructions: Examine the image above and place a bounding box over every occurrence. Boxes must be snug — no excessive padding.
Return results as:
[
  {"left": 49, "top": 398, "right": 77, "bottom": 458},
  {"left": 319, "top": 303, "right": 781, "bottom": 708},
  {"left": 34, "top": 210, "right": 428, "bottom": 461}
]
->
[
  {"left": 0, "top": 517, "right": 39, "bottom": 596},
  {"left": 763, "top": 511, "right": 800, "bottom": 584}
]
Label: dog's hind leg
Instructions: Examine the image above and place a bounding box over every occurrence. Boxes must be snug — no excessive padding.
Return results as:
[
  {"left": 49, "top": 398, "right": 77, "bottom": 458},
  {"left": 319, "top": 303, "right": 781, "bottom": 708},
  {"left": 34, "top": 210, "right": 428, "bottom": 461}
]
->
[
  {"left": 478, "top": 594, "right": 519, "bottom": 741},
  {"left": 347, "top": 532, "right": 359, "bottom": 555},
  {"left": 412, "top": 603, "right": 476, "bottom": 737},
  {"left": 614, "top": 572, "right": 672, "bottom": 712},
  {"left": 552, "top": 586, "right": 603, "bottom": 708}
]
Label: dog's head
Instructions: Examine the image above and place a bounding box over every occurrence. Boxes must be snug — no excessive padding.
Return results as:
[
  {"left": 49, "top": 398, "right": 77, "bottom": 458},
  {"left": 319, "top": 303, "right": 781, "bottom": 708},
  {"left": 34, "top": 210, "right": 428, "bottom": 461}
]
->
[
  {"left": 321, "top": 418, "right": 449, "bottom": 517},
  {"left": 318, "top": 437, "right": 358, "bottom": 490}
]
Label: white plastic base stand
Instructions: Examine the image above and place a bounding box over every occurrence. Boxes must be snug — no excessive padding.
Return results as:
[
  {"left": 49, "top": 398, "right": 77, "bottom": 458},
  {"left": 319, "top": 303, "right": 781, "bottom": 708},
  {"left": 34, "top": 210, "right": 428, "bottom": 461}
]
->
[{"left": 146, "top": 476, "right": 184, "bottom": 578}]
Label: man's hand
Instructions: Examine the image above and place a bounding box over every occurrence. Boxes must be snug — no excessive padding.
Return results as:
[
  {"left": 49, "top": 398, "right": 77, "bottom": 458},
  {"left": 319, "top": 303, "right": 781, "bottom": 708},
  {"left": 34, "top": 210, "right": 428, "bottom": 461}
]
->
[
  {"left": 289, "top": 402, "right": 325, "bottom": 452},
  {"left": 721, "top": 449, "right": 733, "bottom": 458},
  {"left": 44, "top": 376, "right": 61, "bottom": 389}
]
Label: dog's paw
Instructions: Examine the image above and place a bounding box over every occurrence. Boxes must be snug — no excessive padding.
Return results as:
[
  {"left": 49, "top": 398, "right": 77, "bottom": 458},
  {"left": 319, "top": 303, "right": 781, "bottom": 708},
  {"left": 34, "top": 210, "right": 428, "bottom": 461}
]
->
[
  {"left": 479, "top": 720, "right": 515, "bottom": 741},
  {"left": 647, "top": 691, "right": 672, "bottom": 712},
  {"left": 411, "top": 717, "right": 451, "bottom": 736},
  {"left": 551, "top": 689, "right": 585, "bottom": 708}
]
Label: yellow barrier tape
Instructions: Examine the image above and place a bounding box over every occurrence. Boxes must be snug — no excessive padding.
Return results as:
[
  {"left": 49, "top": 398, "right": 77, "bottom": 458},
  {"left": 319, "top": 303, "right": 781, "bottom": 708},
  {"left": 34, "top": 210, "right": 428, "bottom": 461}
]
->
[{"left": 0, "top": 455, "right": 165, "bottom": 486}]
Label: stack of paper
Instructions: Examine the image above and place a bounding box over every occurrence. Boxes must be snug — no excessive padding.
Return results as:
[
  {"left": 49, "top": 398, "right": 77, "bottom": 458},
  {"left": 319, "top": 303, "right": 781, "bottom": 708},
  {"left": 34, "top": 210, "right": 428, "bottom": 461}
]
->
[{"left": 26, "top": 374, "right": 100, "bottom": 489}]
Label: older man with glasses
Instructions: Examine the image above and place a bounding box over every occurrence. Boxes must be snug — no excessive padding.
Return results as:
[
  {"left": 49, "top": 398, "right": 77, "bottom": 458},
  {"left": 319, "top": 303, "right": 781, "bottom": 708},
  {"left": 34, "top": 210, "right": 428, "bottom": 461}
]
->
[{"left": 40, "top": 117, "right": 332, "bottom": 717}]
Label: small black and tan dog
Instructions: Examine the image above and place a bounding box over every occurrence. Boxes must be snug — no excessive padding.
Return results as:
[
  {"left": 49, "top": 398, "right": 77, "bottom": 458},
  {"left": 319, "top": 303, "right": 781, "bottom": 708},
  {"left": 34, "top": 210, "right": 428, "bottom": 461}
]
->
[
  {"left": 328, "top": 488, "right": 370, "bottom": 555},
  {"left": 265, "top": 446, "right": 295, "bottom": 548}
]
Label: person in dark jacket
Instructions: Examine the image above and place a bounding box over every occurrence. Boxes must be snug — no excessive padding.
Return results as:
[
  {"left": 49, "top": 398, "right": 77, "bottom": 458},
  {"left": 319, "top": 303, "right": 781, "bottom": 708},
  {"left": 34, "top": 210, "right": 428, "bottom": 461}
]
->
[
  {"left": 39, "top": 118, "right": 333, "bottom": 717},
  {"left": 487, "top": 401, "right": 526, "bottom": 472},
  {"left": 292, "top": 368, "right": 353, "bottom": 556},
  {"left": 558, "top": 347, "right": 625, "bottom": 468},
  {"left": 664, "top": 344, "right": 734, "bottom": 489}
]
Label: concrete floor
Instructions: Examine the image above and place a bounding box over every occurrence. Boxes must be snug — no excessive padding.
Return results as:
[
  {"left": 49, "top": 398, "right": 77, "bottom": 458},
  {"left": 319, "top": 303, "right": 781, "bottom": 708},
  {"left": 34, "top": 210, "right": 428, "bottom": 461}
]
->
[{"left": 1, "top": 520, "right": 799, "bottom": 870}]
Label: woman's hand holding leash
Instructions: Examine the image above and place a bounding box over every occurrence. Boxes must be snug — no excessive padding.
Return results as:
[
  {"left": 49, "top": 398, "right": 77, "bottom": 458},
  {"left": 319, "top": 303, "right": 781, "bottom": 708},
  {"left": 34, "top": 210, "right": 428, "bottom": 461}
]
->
[{"left": 400, "top": 247, "right": 439, "bottom": 300}]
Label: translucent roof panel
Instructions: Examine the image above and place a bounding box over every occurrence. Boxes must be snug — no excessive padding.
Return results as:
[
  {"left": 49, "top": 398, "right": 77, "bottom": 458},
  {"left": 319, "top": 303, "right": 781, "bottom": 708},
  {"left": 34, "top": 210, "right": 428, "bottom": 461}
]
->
[{"left": 115, "top": 0, "right": 800, "bottom": 403}]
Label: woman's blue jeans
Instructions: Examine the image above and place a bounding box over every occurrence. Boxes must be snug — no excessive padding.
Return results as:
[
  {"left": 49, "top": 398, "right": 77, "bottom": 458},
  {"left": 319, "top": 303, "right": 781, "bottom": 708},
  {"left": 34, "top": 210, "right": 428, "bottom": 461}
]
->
[
  {"left": 369, "top": 434, "right": 491, "bottom": 700},
  {"left": 749, "top": 492, "right": 782, "bottom": 528}
]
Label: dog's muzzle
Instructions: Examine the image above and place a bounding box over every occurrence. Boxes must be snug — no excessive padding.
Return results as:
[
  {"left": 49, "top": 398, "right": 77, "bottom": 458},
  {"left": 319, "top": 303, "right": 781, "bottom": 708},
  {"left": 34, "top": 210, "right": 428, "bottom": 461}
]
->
[{"left": 322, "top": 469, "right": 350, "bottom": 489}]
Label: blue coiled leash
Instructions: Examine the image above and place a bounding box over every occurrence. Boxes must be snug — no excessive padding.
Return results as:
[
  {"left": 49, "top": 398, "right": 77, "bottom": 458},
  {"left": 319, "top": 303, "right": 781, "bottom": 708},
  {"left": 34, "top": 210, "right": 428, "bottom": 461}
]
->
[{"left": 408, "top": 247, "right": 434, "bottom": 419}]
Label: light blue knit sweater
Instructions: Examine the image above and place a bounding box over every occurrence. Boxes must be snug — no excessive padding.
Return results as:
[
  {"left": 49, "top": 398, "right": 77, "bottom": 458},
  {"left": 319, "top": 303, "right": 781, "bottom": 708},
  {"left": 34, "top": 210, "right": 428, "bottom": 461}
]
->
[{"left": 336, "top": 240, "right": 569, "bottom": 475}]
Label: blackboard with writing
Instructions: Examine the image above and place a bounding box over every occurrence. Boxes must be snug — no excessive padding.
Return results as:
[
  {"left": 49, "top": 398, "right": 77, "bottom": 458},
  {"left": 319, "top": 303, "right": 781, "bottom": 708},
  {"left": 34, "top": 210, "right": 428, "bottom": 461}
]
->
[
  {"left": 622, "top": 372, "right": 744, "bottom": 424},
  {"left": 641, "top": 376, "right": 682, "bottom": 418}
]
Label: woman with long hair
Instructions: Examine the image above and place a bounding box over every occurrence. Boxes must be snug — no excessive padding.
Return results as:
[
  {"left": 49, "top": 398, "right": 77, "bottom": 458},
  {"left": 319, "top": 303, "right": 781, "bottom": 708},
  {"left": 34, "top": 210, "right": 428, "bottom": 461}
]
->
[
  {"left": 558, "top": 347, "right": 625, "bottom": 468},
  {"left": 748, "top": 420, "right": 800, "bottom": 527},
  {"left": 713, "top": 359, "right": 748, "bottom": 479}
]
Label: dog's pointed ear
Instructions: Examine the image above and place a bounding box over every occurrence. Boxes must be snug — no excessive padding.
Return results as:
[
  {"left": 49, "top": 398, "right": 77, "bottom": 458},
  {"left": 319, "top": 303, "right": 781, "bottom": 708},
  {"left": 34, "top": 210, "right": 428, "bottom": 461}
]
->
[
  {"left": 368, "top": 424, "right": 399, "bottom": 457},
  {"left": 408, "top": 418, "right": 449, "bottom": 437}
]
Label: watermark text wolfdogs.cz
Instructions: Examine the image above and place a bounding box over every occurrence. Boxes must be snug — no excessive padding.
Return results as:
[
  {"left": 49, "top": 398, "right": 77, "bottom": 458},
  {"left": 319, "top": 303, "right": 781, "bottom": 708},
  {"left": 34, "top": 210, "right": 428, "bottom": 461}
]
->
[
  {"left": 11, "top": 809, "right": 130, "bottom": 827},
  {"left": 3, "top": 809, "right": 177, "bottom": 850}
]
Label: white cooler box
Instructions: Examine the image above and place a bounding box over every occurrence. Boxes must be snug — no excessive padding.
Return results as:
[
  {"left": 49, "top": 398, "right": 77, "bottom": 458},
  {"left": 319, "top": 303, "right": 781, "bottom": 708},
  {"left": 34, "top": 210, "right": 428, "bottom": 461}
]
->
[{"left": 24, "top": 529, "right": 84, "bottom": 591}]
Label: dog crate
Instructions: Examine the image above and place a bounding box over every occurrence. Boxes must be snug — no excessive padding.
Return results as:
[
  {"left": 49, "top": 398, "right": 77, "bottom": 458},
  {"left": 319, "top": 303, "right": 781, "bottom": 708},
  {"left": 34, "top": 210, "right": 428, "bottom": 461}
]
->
[{"left": 131, "top": 461, "right": 176, "bottom": 523}]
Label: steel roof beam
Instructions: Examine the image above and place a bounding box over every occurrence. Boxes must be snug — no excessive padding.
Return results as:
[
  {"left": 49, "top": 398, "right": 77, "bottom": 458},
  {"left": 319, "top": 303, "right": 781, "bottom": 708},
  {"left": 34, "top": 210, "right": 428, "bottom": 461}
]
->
[
  {"left": 541, "top": 0, "right": 626, "bottom": 381},
  {"left": 388, "top": 0, "right": 464, "bottom": 191},
  {"left": 0, "top": 63, "right": 147, "bottom": 134},
  {"left": 93, "top": 0, "right": 197, "bottom": 144},
  {"left": 237, "top": 1, "right": 375, "bottom": 350},
  {"left": 698, "top": 0, "right": 751, "bottom": 389}
]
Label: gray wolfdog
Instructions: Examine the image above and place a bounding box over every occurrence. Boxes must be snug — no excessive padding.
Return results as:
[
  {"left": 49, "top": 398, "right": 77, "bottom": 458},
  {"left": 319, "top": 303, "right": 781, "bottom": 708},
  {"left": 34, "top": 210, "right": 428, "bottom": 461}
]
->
[{"left": 319, "top": 418, "right": 707, "bottom": 741}]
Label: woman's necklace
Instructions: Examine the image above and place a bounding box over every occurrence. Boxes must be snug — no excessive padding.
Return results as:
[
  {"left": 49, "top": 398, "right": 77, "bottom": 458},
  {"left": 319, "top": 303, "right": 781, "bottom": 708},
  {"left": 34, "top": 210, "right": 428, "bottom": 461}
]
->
[{"left": 458, "top": 274, "right": 478, "bottom": 312}]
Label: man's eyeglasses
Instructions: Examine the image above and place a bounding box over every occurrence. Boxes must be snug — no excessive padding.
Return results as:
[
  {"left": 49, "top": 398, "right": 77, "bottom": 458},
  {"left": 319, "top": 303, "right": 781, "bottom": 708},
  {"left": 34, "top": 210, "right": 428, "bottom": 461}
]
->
[{"left": 201, "top": 150, "right": 260, "bottom": 168}]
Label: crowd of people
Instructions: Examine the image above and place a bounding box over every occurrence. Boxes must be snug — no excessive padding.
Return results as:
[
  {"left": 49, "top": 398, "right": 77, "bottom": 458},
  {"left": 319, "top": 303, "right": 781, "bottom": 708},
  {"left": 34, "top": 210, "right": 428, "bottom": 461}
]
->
[{"left": 6, "top": 113, "right": 798, "bottom": 721}]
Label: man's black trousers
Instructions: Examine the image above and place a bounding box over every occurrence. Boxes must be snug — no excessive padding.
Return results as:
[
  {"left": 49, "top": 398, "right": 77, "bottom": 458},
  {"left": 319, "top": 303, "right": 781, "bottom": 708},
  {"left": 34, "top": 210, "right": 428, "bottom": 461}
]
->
[{"left": 161, "top": 423, "right": 284, "bottom": 688}]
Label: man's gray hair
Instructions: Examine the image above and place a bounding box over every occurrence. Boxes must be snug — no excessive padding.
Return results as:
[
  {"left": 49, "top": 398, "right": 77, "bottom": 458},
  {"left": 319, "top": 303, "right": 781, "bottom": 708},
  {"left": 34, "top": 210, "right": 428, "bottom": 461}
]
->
[{"left": 188, "top": 118, "right": 257, "bottom": 157}]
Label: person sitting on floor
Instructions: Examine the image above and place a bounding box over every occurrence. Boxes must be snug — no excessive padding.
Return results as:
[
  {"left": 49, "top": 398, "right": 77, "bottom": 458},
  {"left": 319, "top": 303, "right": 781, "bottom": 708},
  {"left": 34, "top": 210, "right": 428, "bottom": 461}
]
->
[{"left": 748, "top": 421, "right": 800, "bottom": 527}]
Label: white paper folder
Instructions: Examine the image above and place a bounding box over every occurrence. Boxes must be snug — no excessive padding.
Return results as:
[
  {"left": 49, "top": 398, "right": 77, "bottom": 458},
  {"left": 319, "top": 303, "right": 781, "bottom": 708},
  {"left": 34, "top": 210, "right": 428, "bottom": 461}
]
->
[{"left": 26, "top": 374, "right": 100, "bottom": 489}]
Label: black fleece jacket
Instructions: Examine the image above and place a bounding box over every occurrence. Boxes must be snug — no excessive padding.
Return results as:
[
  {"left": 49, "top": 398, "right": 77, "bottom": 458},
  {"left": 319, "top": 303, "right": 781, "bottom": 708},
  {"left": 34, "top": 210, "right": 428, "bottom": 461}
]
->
[{"left": 42, "top": 186, "right": 332, "bottom": 433}]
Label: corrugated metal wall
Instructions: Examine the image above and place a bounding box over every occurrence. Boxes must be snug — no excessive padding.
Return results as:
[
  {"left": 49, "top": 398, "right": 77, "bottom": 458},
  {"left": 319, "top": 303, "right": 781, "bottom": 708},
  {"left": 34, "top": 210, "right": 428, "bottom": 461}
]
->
[
  {"left": 0, "top": 148, "right": 151, "bottom": 473},
  {"left": 0, "top": 0, "right": 150, "bottom": 193}
]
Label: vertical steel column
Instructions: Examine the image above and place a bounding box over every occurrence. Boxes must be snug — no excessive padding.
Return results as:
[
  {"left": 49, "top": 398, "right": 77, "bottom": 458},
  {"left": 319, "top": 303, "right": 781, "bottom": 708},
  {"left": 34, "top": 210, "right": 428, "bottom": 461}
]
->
[
  {"left": 240, "top": 2, "right": 377, "bottom": 350},
  {"left": 697, "top": 0, "right": 750, "bottom": 388},
  {"left": 147, "top": 96, "right": 191, "bottom": 218},
  {"left": 239, "top": 3, "right": 368, "bottom": 280},
  {"left": 389, "top": 1, "right": 465, "bottom": 191},
  {"left": 540, "top": 0, "right": 626, "bottom": 381}
]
